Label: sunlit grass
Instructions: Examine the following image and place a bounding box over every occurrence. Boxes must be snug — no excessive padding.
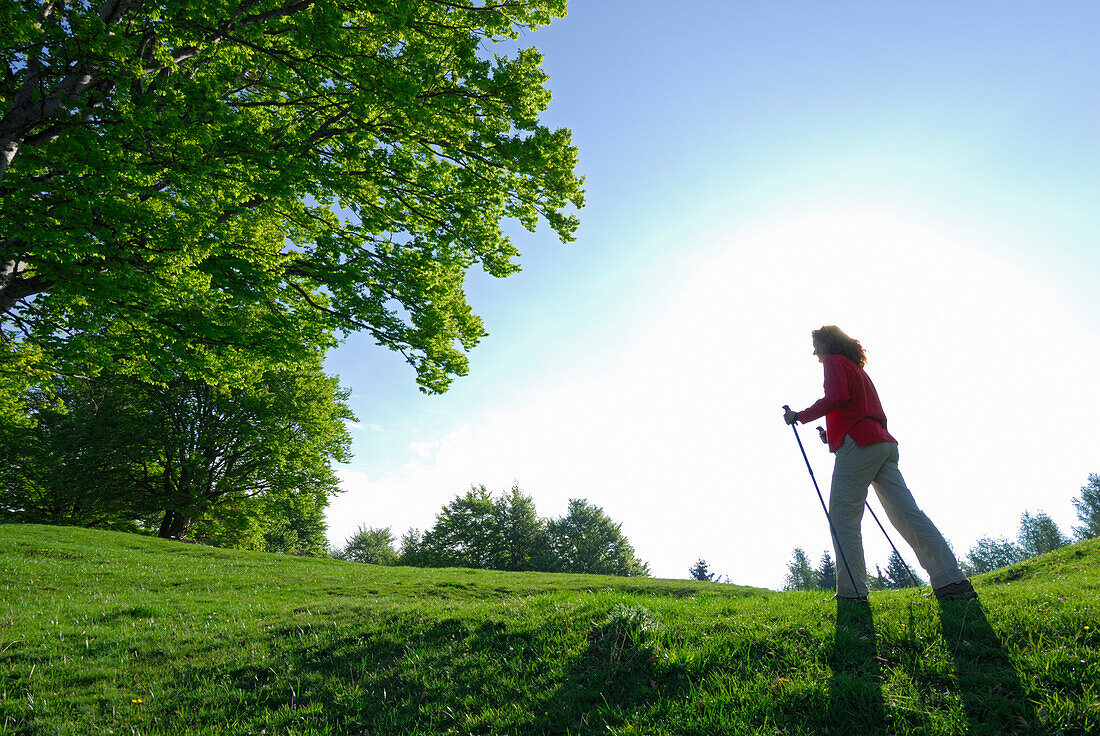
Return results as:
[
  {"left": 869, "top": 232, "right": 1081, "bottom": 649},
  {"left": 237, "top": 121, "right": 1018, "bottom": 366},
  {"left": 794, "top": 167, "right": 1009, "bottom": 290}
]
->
[{"left": 2, "top": 524, "right": 1098, "bottom": 734}]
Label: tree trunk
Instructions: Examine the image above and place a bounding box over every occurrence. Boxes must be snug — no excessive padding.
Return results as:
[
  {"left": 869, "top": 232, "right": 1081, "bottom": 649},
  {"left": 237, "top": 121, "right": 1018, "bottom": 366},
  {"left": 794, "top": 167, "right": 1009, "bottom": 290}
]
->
[{"left": 157, "top": 509, "right": 192, "bottom": 539}]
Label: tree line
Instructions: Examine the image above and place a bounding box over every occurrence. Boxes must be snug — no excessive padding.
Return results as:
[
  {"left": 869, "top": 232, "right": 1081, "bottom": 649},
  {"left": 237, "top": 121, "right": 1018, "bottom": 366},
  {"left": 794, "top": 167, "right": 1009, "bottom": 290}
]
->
[
  {"left": 782, "top": 473, "right": 1100, "bottom": 591},
  {"left": 333, "top": 485, "right": 651, "bottom": 577}
]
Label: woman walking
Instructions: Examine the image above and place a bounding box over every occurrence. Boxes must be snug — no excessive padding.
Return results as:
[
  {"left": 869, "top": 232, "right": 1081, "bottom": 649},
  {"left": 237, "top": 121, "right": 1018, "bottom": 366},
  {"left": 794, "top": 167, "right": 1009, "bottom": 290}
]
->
[{"left": 784, "top": 325, "right": 976, "bottom": 602}]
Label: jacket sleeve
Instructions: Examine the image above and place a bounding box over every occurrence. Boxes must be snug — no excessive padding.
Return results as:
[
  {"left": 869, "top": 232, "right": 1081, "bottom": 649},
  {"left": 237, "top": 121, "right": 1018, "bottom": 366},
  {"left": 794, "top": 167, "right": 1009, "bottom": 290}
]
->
[{"left": 798, "top": 357, "right": 849, "bottom": 423}]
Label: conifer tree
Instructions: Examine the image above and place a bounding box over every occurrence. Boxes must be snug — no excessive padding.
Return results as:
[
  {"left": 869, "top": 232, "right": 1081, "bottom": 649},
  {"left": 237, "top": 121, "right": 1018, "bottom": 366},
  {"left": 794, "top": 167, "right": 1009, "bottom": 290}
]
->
[
  {"left": 1071, "top": 474, "right": 1100, "bottom": 541},
  {"left": 689, "top": 558, "right": 715, "bottom": 582},
  {"left": 815, "top": 551, "right": 837, "bottom": 591},
  {"left": 883, "top": 551, "right": 923, "bottom": 589}
]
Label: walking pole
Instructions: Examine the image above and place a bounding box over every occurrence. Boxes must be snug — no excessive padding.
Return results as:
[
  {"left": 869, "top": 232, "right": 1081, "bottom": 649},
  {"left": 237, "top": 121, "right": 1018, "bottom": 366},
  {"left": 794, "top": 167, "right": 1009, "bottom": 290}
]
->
[
  {"left": 782, "top": 406, "right": 861, "bottom": 596},
  {"left": 863, "top": 502, "right": 923, "bottom": 589}
]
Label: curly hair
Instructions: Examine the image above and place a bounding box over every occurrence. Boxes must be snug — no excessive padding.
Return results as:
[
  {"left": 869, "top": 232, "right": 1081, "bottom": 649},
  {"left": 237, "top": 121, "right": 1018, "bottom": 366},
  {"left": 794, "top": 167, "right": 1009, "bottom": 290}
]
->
[{"left": 811, "top": 325, "right": 867, "bottom": 367}]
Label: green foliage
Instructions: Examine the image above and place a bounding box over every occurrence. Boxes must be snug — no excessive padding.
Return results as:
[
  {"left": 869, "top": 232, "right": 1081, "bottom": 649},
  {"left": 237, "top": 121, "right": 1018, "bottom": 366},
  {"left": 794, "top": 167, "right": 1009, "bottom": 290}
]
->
[
  {"left": 1072, "top": 473, "right": 1100, "bottom": 541},
  {"left": 4, "top": 524, "right": 1100, "bottom": 735},
  {"left": 405, "top": 487, "right": 648, "bottom": 577},
  {"left": 0, "top": 0, "right": 584, "bottom": 413},
  {"left": 416, "top": 485, "right": 503, "bottom": 569},
  {"left": 548, "top": 498, "right": 650, "bottom": 577},
  {"left": 336, "top": 524, "right": 399, "bottom": 565},
  {"left": 965, "top": 535, "right": 1025, "bottom": 575},
  {"left": 398, "top": 526, "right": 424, "bottom": 565},
  {"left": 1017, "top": 509, "right": 1070, "bottom": 559},
  {"left": 867, "top": 564, "right": 889, "bottom": 591},
  {"left": 882, "top": 550, "right": 923, "bottom": 589},
  {"left": 816, "top": 550, "right": 837, "bottom": 591},
  {"left": 0, "top": 359, "right": 351, "bottom": 551},
  {"left": 783, "top": 546, "right": 815, "bottom": 591},
  {"left": 689, "top": 558, "right": 715, "bottom": 582},
  {"left": 0, "top": 378, "right": 158, "bottom": 529},
  {"left": 492, "top": 484, "right": 552, "bottom": 572}
]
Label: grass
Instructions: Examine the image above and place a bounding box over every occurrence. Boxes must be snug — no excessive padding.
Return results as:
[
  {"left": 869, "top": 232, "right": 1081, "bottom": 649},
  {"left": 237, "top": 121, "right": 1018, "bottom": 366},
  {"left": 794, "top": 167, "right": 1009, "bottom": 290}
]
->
[{"left": 1, "top": 524, "right": 1098, "bottom": 735}]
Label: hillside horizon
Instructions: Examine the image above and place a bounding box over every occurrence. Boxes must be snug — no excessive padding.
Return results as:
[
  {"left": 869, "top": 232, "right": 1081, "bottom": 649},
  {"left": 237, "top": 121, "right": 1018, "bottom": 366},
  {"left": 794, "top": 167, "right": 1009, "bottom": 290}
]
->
[{"left": 2, "top": 524, "right": 1097, "bottom": 734}]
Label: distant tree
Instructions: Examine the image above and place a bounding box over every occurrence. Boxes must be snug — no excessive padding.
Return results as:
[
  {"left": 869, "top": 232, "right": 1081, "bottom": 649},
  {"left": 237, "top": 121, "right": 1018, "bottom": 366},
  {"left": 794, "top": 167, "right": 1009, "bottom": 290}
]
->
[
  {"left": 867, "top": 565, "right": 889, "bottom": 591},
  {"left": 417, "top": 487, "right": 499, "bottom": 568},
  {"left": 493, "top": 485, "right": 553, "bottom": 572},
  {"left": 689, "top": 558, "right": 715, "bottom": 582},
  {"left": 405, "top": 490, "right": 648, "bottom": 576},
  {"left": 882, "top": 551, "right": 923, "bottom": 589},
  {"left": 338, "top": 525, "right": 399, "bottom": 566},
  {"left": 1017, "top": 510, "right": 1070, "bottom": 559},
  {"left": 399, "top": 528, "right": 424, "bottom": 567},
  {"left": 815, "top": 551, "right": 837, "bottom": 591},
  {"left": 548, "top": 499, "right": 650, "bottom": 577},
  {"left": 783, "top": 547, "right": 815, "bottom": 591},
  {"left": 258, "top": 491, "right": 333, "bottom": 557},
  {"left": 964, "top": 536, "right": 1025, "bottom": 575},
  {"left": 1071, "top": 474, "right": 1100, "bottom": 541},
  {"left": 189, "top": 489, "right": 331, "bottom": 556}
]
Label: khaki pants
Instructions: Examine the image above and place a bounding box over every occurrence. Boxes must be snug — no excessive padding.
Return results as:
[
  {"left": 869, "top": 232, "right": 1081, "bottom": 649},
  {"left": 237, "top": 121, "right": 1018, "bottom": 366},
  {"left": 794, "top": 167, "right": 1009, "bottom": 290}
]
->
[{"left": 829, "top": 436, "right": 965, "bottom": 597}]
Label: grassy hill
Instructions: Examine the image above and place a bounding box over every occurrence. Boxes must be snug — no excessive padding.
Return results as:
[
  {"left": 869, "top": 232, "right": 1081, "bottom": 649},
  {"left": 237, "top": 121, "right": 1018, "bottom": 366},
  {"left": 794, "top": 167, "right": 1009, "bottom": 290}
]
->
[{"left": 1, "top": 525, "right": 1097, "bottom": 735}]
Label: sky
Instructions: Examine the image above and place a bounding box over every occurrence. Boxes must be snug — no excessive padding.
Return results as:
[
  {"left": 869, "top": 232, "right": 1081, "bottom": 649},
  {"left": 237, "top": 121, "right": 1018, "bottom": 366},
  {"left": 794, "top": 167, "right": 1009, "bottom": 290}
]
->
[{"left": 323, "top": 1, "right": 1100, "bottom": 589}]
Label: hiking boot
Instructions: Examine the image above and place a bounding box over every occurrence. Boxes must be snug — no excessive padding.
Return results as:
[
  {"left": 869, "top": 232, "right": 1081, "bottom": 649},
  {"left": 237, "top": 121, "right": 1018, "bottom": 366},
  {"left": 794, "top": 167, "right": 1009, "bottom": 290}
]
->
[
  {"left": 933, "top": 579, "right": 977, "bottom": 600},
  {"left": 834, "top": 594, "right": 869, "bottom": 604}
]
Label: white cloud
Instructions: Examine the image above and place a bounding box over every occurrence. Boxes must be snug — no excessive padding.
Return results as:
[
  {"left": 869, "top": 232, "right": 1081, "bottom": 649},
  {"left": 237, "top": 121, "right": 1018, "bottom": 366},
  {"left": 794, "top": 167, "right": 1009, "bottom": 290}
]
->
[{"left": 408, "top": 440, "right": 441, "bottom": 458}]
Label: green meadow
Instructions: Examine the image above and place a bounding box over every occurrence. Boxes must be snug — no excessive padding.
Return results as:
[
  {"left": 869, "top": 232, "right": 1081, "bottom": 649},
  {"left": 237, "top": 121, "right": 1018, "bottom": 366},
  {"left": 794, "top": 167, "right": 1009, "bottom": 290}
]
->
[{"left": 1, "top": 524, "right": 1097, "bottom": 735}]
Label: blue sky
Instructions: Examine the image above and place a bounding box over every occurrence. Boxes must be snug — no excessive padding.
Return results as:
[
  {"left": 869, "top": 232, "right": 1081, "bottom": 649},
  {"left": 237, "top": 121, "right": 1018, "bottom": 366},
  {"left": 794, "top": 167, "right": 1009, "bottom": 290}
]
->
[{"left": 324, "top": 2, "right": 1100, "bottom": 587}]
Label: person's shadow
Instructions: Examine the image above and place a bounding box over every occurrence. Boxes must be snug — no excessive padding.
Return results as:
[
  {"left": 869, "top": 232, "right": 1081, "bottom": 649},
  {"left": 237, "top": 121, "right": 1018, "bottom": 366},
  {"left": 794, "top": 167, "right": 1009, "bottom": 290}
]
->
[
  {"left": 826, "top": 600, "right": 890, "bottom": 734},
  {"left": 937, "top": 598, "right": 1038, "bottom": 734}
]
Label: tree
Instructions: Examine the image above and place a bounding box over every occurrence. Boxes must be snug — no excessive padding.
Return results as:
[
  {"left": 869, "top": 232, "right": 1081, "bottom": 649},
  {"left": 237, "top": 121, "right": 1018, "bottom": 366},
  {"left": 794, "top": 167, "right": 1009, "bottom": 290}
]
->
[
  {"left": 783, "top": 547, "right": 815, "bottom": 591},
  {"left": 398, "top": 528, "right": 424, "bottom": 567},
  {"left": 416, "top": 486, "right": 500, "bottom": 569},
  {"left": 867, "top": 565, "right": 889, "bottom": 592},
  {"left": 0, "top": 377, "right": 157, "bottom": 529},
  {"left": 257, "top": 489, "right": 333, "bottom": 556},
  {"left": 395, "top": 489, "right": 648, "bottom": 576},
  {"left": 964, "top": 536, "right": 1024, "bottom": 575},
  {"left": 1017, "top": 509, "right": 1070, "bottom": 559},
  {"left": 1071, "top": 473, "right": 1100, "bottom": 541},
  {"left": 882, "top": 551, "right": 923, "bottom": 589},
  {"left": 689, "top": 558, "right": 715, "bottom": 582},
  {"left": 337, "top": 525, "right": 399, "bottom": 565},
  {"left": 492, "top": 485, "right": 552, "bottom": 572},
  {"left": 815, "top": 551, "right": 837, "bottom": 591},
  {"left": 0, "top": 358, "right": 353, "bottom": 543},
  {"left": 547, "top": 499, "right": 650, "bottom": 577},
  {"left": 1, "top": 0, "right": 584, "bottom": 414}
]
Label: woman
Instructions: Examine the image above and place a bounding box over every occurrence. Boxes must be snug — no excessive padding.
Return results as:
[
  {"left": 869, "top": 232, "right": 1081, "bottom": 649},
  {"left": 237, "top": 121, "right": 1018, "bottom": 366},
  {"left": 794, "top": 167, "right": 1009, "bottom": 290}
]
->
[{"left": 784, "top": 325, "right": 976, "bottom": 602}]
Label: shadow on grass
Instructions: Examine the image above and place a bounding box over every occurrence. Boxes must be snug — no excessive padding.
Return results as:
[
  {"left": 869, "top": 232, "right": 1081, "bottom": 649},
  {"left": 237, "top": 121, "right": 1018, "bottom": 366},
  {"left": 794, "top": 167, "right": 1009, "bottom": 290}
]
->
[
  {"left": 524, "top": 615, "right": 692, "bottom": 734},
  {"left": 937, "top": 598, "right": 1038, "bottom": 735},
  {"left": 825, "top": 600, "right": 889, "bottom": 734},
  {"left": 156, "top": 610, "right": 692, "bottom": 735}
]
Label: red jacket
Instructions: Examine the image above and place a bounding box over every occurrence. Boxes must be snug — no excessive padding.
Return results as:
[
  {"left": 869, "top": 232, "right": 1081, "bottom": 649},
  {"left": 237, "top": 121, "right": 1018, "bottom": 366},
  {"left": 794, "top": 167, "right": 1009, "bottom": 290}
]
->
[{"left": 798, "top": 355, "right": 897, "bottom": 453}]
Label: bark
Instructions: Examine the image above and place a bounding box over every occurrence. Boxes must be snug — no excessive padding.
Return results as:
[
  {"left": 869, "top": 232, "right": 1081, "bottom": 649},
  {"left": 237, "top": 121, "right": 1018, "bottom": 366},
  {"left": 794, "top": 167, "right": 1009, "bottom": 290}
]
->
[
  {"left": 158, "top": 509, "right": 193, "bottom": 539},
  {"left": 0, "top": 257, "right": 53, "bottom": 317},
  {"left": 0, "top": 0, "right": 139, "bottom": 182}
]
